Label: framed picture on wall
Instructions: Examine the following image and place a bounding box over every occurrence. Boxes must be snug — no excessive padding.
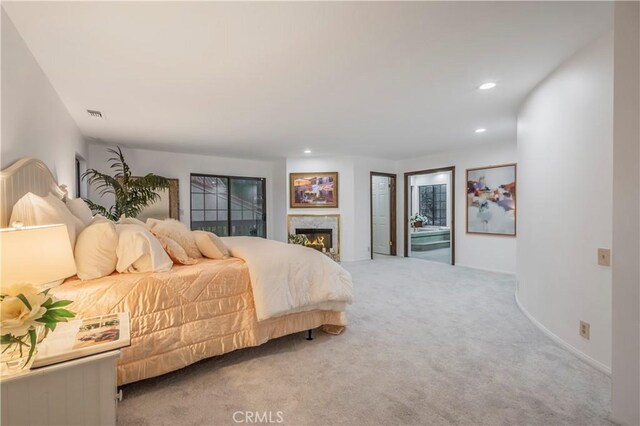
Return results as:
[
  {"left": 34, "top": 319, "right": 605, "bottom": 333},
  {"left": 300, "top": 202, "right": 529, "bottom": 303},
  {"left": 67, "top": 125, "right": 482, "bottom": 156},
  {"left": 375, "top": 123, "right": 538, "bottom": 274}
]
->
[
  {"left": 466, "top": 164, "right": 516, "bottom": 236},
  {"left": 289, "top": 172, "right": 339, "bottom": 208}
]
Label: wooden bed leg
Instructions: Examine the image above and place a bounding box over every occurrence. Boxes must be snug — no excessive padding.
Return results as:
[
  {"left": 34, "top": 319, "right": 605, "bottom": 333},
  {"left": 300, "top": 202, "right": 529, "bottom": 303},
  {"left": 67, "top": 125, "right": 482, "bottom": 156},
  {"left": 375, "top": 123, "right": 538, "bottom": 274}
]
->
[{"left": 306, "top": 329, "right": 314, "bottom": 340}]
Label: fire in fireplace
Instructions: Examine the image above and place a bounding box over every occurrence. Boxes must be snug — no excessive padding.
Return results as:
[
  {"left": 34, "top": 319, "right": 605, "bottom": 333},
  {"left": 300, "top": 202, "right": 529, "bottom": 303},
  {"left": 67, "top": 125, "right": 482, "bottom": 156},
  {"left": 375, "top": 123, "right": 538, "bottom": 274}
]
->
[{"left": 295, "top": 228, "right": 333, "bottom": 252}]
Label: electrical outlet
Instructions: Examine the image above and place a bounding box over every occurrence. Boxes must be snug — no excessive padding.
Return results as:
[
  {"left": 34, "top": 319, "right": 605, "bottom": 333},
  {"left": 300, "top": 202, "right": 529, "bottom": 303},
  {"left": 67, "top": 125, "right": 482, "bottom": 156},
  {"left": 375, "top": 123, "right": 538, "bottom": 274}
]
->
[
  {"left": 597, "top": 248, "right": 611, "bottom": 266},
  {"left": 580, "top": 321, "right": 590, "bottom": 339}
]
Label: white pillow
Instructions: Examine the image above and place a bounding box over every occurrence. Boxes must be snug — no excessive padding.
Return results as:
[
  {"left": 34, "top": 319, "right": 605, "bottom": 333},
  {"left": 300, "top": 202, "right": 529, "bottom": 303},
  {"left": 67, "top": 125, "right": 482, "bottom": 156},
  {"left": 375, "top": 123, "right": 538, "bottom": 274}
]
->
[
  {"left": 10, "top": 192, "right": 83, "bottom": 247},
  {"left": 146, "top": 219, "right": 202, "bottom": 258},
  {"left": 115, "top": 224, "right": 173, "bottom": 273},
  {"left": 90, "top": 214, "right": 111, "bottom": 225},
  {"left": 66, "top": 198, "right": 94, "bottom": 227},
  {"left": 119, "top": 216, "right": 146, "bottom": 227},
  {"left": 74, "top": 221, "right": 118, "bottom": 280},
  {"left": 193, "top": 231, "right": 230, "bottom": 259},
  {"left": 45, "top": 194, "right": 87, "bottom": 237},
  {"left": 152, "top": 232, "right": 198, "bottom": 265},
  {"left": 146, "top": 218, "right": 162, "bottom": 229}
]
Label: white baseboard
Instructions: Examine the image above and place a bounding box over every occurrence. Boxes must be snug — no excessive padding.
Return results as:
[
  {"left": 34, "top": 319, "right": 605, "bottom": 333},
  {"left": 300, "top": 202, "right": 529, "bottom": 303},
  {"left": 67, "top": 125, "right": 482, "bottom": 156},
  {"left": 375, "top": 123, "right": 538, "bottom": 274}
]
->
[
  {"left": 608, "top": 414, "right": 627, "bottom": 426},
  {"left": 514, "top": 290, "right": 611, "bottom": 376}
]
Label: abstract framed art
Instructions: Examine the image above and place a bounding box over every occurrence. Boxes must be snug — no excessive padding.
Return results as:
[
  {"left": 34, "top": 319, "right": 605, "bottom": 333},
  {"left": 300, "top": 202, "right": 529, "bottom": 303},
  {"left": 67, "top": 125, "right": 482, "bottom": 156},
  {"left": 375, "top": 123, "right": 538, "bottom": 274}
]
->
[
  {"left": 289, "top": 172, "right": 339, "bottom": 208},
  {"left": 466, "top": 164, "right": 516, "bottom": 236}
]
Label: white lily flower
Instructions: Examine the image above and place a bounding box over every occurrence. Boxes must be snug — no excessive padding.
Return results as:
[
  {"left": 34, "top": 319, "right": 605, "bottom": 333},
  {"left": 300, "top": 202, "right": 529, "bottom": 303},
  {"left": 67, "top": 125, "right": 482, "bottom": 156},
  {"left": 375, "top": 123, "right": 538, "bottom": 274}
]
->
[{"left": 1, "top": 283, "right": 48, "bottom": 338}]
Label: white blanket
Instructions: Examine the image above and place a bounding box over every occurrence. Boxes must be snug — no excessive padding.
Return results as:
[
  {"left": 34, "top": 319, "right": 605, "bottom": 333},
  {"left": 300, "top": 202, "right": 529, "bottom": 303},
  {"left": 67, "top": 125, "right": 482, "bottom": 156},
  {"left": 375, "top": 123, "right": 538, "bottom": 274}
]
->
[{"left": 222, "top": 237, "right": 353, "bottom": 321}]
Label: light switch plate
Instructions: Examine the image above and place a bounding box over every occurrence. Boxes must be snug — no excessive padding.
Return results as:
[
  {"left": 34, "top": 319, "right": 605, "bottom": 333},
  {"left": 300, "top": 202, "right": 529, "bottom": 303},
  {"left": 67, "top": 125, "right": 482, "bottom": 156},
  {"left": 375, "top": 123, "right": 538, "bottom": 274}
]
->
[{"left": 597, "top": 248, "right": 611, "bottom": 267}]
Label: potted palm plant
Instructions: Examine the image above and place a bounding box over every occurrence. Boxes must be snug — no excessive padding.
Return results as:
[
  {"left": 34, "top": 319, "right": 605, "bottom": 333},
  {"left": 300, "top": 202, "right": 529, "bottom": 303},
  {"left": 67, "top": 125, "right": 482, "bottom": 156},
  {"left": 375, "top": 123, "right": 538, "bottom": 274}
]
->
[{"left": 82, "top": 147, "right": 169, "bottom": 221}]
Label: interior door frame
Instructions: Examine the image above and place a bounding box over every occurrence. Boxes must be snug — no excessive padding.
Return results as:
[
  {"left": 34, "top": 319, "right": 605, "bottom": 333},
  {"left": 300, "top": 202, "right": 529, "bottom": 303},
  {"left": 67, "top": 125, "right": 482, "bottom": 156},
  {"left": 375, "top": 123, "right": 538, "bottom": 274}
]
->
[
  {"left": 370, "top": 171, "right": 397, "bottom": 259},
  {"left": 403, "top": 166, "right": 456, "bottom": 265}
]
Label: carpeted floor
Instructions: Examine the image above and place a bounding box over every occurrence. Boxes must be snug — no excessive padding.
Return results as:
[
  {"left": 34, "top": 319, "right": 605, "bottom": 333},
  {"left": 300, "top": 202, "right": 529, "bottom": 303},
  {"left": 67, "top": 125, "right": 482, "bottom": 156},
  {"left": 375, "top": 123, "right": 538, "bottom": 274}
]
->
[
  {"left": 410, "top": 247, "right": 451, "bottom": 264},
  {"left": 117, "top": 256, "right": 612, "bottom": 426}
]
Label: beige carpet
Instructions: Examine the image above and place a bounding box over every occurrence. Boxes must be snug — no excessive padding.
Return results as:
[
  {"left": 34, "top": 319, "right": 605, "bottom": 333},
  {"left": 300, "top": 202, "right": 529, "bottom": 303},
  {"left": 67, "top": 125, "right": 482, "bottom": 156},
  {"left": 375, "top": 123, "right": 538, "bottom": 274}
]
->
[{"left": 117, "top": 256, "right": 612, "bottom": 425}]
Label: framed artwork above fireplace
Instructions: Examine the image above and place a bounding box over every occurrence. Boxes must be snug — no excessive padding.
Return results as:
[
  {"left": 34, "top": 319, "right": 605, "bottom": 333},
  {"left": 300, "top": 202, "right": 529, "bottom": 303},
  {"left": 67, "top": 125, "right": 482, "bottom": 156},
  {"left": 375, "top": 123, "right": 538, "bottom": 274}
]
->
[
  {"left": 287, "top": 214, "right": 340, "bottom": 262},
  {"left": 289, "top": 172, "right": 338, "bottom": 208}
]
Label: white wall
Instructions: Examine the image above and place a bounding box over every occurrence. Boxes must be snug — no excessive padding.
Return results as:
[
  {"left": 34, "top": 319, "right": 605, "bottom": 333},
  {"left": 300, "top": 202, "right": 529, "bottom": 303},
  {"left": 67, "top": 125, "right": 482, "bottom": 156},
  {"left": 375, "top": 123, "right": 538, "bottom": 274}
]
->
[
  {"left": 516, "top": 32, "right": 613, "bottom": 372},
  {"left": 0, "top": 10, "right": 86, "bottom": 191},
  {"left": 397, "top": 141, "right": 517, "bottom": 273},
  {"left": 87, "top": 143, "right": 286, "bottom": 242},
  {"left": 611, "top": 2, "right": 640, "bottom": 424}
]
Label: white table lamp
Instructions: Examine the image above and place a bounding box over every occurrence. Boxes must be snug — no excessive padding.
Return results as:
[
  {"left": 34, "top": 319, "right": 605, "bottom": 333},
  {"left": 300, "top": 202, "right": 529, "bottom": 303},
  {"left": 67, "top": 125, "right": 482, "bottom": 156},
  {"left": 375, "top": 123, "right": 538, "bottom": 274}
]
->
[{"left": 0, "top": 224, "right": 76, "bottom": 290}]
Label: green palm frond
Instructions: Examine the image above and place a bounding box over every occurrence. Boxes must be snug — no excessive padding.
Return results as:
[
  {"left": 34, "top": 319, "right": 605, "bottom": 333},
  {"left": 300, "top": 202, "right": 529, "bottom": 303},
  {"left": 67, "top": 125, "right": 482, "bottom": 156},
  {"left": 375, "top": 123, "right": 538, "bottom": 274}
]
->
[
  {"left": 106, "top": 147, "right": 130, "bottom": 182},
  {"left": 82, "top": 169, "right": 121, "bottom": 197},
  {"left": 83, "top": 198, "right": 117, "bottom": 221},
  {"left": 82, "top": 146, "right": 169, "bottom": 220},
  {"left": 130, "top": 174, "right": 170, "bottom": 190}
]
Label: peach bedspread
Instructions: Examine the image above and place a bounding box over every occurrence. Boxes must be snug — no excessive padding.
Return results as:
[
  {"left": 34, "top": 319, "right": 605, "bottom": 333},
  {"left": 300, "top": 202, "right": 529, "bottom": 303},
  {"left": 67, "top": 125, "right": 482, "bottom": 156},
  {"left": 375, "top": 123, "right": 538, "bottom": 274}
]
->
[{"left": 51, "top": 258, "right": 347, "bottom": 385}]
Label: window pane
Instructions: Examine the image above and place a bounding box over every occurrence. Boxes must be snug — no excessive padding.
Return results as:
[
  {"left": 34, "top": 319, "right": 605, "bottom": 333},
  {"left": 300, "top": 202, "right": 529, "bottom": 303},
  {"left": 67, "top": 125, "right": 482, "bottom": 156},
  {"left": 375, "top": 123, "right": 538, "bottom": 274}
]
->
[
  {"left": 192, "top": 177, "right": 228, "bottom": 232},
  {"left": 202, "top": 223, "right": 228, "bottom": 236},
  {"left": 230, "top": 178, "right": 265, "bottom": 237},
  {"left": 191, "top": 174, "right": 265, "bottom": 238},
  {"left": 204, "top": 193, "right": 218, "bottom": 210},
  {"left": 192, "top": 194, "right": 204, "bottom": 210},
  {"left": 418, "top": 184, "right": 448, "bottom": 227},
  {"left": 205, "top": 177, "right": 226, "bottom": 194},
  {"left": 191, "top": 176, "right": 205, "bottom": 194}
]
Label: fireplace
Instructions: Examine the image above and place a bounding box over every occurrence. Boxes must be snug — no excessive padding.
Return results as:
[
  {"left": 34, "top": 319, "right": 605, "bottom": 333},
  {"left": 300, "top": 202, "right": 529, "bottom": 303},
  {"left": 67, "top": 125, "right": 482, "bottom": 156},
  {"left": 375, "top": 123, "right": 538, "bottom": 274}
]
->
[
  {"left": 287, "top": 214, "right": 340, "bottom": 262},
  {"left": 296, "top": 228, "right": 333, "bottom": 253}
]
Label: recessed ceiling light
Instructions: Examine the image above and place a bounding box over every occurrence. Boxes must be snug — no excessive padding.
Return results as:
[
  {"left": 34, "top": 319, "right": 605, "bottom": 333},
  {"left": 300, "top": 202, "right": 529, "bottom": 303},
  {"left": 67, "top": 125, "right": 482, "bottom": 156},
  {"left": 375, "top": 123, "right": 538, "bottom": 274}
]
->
[
  {"left": 303, "top": 149, "right": 312, "bottom": 154},
  {"left": 475, "top": 128, "right": 487, "bottom": 133},
  {"left": 478, "top": 82, "right": 497, "bottom": 90}
]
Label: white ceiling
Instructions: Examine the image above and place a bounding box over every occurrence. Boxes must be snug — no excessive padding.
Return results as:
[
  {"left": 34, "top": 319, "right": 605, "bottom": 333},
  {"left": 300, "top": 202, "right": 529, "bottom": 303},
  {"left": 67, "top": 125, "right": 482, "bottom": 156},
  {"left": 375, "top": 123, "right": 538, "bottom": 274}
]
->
[{"left": 3, "top": 1, "right": 612, "bottom": 160}]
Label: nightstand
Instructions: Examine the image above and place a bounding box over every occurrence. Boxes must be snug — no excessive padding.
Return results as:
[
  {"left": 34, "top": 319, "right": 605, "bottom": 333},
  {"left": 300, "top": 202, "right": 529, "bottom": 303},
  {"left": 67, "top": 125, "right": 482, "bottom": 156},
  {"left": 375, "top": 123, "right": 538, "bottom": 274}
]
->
[{"left": 1, "top": 349, "right": 121, "bottom": 425}]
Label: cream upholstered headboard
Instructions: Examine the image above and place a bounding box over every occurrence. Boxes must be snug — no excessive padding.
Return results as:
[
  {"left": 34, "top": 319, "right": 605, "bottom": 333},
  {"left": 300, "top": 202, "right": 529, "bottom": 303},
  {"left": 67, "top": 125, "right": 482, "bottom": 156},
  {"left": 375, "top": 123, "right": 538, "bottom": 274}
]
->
[{"left": 0, "top": 158, "right": 68, "bottom": 228}]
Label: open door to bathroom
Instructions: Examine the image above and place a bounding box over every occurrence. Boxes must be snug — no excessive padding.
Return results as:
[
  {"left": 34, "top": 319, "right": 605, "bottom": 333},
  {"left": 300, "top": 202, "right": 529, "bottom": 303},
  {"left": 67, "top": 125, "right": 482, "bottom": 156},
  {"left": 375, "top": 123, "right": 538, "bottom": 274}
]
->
[{"left": 404, "top": 167, "right": 455, "bottom": 265}]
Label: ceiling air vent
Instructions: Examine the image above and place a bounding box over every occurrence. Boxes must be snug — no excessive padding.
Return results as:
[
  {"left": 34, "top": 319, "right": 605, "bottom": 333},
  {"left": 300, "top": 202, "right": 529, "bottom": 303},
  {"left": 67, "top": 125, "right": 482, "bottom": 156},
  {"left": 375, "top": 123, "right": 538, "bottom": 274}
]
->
[{"left": 87, "top": 109, "right": 104, "bottom": 119}]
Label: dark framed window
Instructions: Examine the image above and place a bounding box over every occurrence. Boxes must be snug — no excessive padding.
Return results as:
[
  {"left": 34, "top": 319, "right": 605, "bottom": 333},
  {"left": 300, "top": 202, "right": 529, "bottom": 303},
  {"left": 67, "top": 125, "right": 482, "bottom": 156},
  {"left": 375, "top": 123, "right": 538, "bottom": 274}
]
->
[
  {"left": 418, "top": 184, "right": 447, "bottom": 226},
  {"left": 190, "top": 174, "right": 266, "bottom": 237}
]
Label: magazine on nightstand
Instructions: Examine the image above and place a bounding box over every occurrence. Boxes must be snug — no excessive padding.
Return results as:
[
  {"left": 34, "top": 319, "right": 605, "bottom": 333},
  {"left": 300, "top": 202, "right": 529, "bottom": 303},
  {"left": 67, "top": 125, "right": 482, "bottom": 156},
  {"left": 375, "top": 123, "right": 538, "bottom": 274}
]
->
[{"left": 32, "top": 312, "right": 131, "bottom": 369}]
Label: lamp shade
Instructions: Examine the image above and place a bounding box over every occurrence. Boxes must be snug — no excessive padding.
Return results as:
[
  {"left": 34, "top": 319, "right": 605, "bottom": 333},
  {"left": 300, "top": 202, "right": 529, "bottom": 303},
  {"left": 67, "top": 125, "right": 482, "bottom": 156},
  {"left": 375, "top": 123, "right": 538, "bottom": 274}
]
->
[{"left": 0, "top": 224, "right": 76, "bottom": 289}]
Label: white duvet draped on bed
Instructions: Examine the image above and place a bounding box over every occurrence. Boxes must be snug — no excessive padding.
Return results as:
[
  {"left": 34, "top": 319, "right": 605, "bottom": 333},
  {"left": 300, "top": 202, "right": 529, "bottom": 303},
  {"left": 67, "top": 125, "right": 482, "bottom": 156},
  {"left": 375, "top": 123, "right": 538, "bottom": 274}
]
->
[{"left": 222, "top": 237, "right": 353, "bottom": 320}]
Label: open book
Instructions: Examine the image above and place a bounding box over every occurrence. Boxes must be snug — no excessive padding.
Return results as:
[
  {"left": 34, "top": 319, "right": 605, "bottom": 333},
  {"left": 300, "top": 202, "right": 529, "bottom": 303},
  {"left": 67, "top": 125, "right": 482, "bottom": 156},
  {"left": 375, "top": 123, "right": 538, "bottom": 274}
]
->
[{"left": 32, "top": 313, "right": 130, "bottom": 369}]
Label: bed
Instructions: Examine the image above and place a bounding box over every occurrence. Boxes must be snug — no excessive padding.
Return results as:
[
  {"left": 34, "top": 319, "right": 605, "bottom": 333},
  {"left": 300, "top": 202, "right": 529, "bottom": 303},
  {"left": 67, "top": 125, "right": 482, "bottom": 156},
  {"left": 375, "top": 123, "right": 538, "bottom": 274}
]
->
[{"left": 0, "top": 158, "right": 351, "bottom": 385}]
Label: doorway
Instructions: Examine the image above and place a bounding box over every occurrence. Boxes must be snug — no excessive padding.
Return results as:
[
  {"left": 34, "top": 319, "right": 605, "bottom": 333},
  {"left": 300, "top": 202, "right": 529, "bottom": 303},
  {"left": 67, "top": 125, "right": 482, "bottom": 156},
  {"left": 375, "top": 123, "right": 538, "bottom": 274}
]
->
[
  {"left": 404, "top": 167, "right": 455, "bottom": 265},
  {"left": 370, "top": 172, "right": 397, "bottom": 258}
]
